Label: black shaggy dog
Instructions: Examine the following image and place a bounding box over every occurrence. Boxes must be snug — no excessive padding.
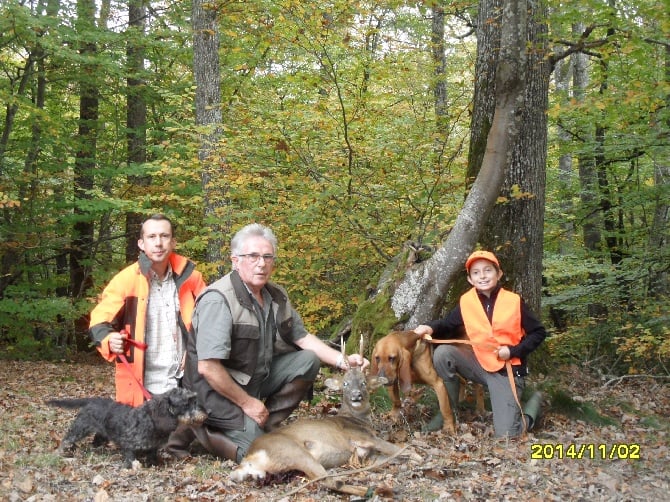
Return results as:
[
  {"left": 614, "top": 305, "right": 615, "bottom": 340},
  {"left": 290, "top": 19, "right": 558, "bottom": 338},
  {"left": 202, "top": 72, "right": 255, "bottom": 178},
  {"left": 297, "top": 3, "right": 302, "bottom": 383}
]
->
[{"left": 48, "top": 387, "right": 206, "bottom": 468}]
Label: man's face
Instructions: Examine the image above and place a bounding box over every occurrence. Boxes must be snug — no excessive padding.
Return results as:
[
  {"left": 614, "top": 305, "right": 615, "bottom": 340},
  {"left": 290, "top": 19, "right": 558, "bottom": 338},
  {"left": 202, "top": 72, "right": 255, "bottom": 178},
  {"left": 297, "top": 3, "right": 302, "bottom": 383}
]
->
[
  {"left": 137, "top": 219, "right": 175, "bottom": 266},
  {"left": 467, "top": 259, "right": 502, "bottom": 296},
  {"left": 231, "top": 235, "right": 275, "bottom": 293}
]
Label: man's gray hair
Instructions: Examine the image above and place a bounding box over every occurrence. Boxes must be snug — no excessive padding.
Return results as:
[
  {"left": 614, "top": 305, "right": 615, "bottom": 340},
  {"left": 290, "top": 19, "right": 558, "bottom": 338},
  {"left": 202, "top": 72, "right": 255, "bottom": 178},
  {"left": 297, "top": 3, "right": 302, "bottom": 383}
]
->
[{"left": 231, "top": 223, "right": 278, "bottom": 256}]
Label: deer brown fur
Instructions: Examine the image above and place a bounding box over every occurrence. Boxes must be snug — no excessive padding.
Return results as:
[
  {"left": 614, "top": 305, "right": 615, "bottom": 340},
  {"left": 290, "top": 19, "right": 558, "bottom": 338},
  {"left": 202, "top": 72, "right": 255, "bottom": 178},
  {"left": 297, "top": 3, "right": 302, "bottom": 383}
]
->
[{"left": 230, "top": 340, "right": 420, "bottom": 485}]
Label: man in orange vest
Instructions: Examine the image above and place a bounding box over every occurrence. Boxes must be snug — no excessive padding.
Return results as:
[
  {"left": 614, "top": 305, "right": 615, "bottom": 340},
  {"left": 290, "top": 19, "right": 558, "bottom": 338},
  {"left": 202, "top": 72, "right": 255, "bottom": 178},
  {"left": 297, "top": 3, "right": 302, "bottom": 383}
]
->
[
  {"left": 414, "top": 250, "right": 546, "bottom": 437},
  {"left": 89, "top": 214, "right": 206, "bottom": 407}
]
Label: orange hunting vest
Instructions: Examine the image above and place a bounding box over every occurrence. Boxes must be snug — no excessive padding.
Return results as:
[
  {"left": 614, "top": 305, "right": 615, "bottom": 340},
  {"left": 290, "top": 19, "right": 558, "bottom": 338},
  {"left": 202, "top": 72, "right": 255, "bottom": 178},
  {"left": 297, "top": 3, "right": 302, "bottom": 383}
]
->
[
  {"left": 460, "top": 288, "right": 524, "bottom": 372},
  {"left": 89, "top": 253, "right": 206, "bottom": 406}
]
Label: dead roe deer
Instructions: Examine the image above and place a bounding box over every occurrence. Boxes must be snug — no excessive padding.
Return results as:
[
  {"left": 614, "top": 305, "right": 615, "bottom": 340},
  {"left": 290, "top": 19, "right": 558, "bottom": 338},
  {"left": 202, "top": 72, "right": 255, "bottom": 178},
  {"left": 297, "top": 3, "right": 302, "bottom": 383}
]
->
[{"left": 230, "top": 341, "right": 421, "bottom": 483}]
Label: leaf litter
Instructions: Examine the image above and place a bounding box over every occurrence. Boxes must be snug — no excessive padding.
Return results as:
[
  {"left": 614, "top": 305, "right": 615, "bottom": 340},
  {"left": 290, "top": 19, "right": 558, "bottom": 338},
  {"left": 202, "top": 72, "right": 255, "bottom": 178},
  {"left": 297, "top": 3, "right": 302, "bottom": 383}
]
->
[{"left": 0, "top": 358, "right": 667, "bottom": 501}]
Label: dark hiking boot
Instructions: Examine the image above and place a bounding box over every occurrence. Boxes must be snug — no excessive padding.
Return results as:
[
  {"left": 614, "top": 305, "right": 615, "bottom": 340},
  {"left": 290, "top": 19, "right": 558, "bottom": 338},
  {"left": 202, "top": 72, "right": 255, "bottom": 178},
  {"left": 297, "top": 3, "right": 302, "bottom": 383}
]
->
[{"left": 523, "top": 391, "right": 543, "bottom": 431}]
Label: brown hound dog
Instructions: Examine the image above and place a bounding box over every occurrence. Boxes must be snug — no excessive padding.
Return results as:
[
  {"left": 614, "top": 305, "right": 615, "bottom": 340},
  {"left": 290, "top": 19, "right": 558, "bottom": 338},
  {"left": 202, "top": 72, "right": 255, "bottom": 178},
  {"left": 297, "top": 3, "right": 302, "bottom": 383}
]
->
[{"left": 371, "top": 330, "right": 457, "bottom": 433}]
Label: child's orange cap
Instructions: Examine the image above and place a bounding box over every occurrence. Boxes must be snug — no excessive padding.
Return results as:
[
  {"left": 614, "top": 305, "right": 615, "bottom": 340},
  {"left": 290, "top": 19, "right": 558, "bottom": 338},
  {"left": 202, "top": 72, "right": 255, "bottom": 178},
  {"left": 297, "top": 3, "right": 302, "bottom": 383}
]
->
[{"left": 465, "top": 250, "right": 500, "bottom": 272}]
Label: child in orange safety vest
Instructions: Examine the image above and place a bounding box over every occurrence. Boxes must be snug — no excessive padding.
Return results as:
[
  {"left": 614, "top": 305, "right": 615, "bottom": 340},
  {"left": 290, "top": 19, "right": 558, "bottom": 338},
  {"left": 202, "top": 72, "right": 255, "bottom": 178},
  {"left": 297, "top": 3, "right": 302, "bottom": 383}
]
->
[{"left": 414, "top": 250, "right": 546, "bottom": 437}]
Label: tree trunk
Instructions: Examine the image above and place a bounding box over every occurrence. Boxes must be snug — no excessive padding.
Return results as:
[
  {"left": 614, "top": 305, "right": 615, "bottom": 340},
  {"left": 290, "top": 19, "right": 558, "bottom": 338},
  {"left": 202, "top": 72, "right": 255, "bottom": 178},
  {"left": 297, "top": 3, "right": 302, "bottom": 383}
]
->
[
  {"left": 193, "top": 0, "right": 226, "bottom": 278},
  {"left": 125, "top": 0, "right": 149, "bottom": 262},
  {"left": 0, "top": 23, "right": 38, "bottom": 298},
  {"left": 431, "top": 2, "right": 447, "bottom": 134},
  {"left": 551, "top": 54, "right": 571, "bottom": 331},
  {"left": 574, "top": 22, "right": 602, "bottom": 255},
  {"left": 581, "top": 19, "right": 615, "bottom": 320},
  {"left": 389, "top": 0, "right": 528, "bottom": 329},
  {"left": 647, "top": 43, "right": 669, "bottom": 298},
  {"left": 466, "top": 0, "right": 501, "bottom": 188},
  {"left": 555, "top": 56, "right": 573, "bottom": 255},
  {"left": 70, "top": 0, "right": 98, "bottom": 343},
  {"left": 478, "top": 0, "right": 549, "bottom": 312}
]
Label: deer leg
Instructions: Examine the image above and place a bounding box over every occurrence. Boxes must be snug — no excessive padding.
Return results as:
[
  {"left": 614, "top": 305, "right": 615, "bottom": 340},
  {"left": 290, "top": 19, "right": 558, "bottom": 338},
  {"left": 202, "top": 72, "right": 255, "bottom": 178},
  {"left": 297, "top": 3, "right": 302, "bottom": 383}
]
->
[
  {"left": 352, "top": 438, "right": 422, "bottom": 463},
  {"left": 264, "top": 378, "right": 313, "bottom": 431}
]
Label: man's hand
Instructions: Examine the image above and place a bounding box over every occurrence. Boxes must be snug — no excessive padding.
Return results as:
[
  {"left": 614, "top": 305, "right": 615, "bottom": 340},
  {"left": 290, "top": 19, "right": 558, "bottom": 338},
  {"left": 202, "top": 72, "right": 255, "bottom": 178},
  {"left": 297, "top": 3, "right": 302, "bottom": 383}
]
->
[
  {"left": 241, "top": 397, "right": 269, "bottom": 427},
  {"left": 347, "top": 354, "right": 370, "bottom": 371},
  {"left": 108, "top": 331, "right": 128, "bottom": 354}
]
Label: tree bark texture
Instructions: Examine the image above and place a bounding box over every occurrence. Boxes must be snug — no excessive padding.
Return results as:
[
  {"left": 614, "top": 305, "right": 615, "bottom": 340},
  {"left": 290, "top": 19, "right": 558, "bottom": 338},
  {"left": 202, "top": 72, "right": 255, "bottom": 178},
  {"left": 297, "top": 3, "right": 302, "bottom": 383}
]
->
[
  {"left": 193, "top": 0, "right": 226, "bottom": 277},
  {"left": 479, "top": 0, "right": 549, "bottom": 311},
  {"left": 391, "top": 0, "right": 528, "bottom": 328},
  {"left": 126, "top": 0, "right": 151, "bottom": 263},
  {"left": 432, "top": 2, "right": 448, "bottom": 133},
  {"left": 71, "top": 0, "right": 97, "bottom": 343},
  {"left": 125, "top": 0, "right": 149, "bottom": 262}
]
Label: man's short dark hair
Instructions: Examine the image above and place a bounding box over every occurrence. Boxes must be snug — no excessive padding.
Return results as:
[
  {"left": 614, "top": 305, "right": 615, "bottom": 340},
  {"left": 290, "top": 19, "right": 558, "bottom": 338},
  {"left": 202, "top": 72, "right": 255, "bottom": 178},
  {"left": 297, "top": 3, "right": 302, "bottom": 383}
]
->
[{"left": 140, "top": 214, "right": 174, "bottom": 238}]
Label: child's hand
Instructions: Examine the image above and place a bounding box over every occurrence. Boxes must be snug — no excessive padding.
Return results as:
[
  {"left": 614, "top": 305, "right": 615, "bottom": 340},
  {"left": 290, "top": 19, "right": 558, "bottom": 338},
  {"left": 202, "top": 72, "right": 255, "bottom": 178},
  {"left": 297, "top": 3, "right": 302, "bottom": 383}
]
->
[
  {"left": 413, "top": 325, "right": 433, "bottom": 340},
  {"left": 496, "top": 346, "right": 511, "bottom": 360}
]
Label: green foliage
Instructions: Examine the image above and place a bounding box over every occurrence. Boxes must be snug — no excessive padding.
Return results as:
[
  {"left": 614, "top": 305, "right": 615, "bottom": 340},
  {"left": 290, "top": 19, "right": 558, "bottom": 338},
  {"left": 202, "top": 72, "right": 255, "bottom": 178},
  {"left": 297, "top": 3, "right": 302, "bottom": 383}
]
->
[
  {"left": 211, "top": 0, "right": 472, "bottom": 334},
  {"left": 369, "top": 384, "right": 392, "bottom": 414},
  {"left": 614, "top": 320, "right": 670, "bottom": 374},
  {"left": 541, "top": 0, "right": 669, "bottom": 376},
  {"left": 0, "top": 287, "right": 91, "bottom": 360},
  {"left": 542, "top": 250, "right": 670, "bottom": 375},
  {"left": 550, "top": 389, "right": 618, "bottom": 427},
  {"left": 0, "top": 0, "right": 667, "bottom": 381}
]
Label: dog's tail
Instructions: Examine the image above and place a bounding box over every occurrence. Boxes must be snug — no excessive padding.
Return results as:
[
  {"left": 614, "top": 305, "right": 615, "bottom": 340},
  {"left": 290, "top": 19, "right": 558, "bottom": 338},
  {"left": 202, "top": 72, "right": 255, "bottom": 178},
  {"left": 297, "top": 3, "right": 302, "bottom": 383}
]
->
[{"left": 46, "top": 398, "right": 108, "bottom": 409}]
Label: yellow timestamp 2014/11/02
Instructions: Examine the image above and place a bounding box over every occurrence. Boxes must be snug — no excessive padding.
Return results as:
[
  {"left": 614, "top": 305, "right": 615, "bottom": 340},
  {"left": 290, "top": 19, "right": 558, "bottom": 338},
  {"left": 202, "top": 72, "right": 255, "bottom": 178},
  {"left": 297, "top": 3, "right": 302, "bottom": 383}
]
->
[{"left": 530, "top": 443, "right": 641, "bottom": 460}]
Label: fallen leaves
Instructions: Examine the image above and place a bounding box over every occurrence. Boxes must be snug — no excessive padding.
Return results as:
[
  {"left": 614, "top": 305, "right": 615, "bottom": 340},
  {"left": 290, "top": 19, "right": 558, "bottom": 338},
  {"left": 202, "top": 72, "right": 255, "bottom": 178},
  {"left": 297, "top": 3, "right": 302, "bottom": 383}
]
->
[{"left": 0, "top": 360, "right": 668, "bottom": 501}]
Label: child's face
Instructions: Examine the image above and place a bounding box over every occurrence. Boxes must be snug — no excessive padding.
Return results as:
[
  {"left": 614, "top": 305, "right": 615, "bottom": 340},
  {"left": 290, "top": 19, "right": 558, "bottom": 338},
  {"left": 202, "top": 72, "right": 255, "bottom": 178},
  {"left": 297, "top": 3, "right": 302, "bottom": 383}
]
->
[{"left": 467, "top": 259, "right": 503, "bottom": 296}]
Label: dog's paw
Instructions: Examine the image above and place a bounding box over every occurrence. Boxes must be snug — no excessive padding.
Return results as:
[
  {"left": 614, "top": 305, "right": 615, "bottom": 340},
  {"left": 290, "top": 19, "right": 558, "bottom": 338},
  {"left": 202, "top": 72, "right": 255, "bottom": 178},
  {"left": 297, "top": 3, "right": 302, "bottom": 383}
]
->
[
  {"left": 389, "top": 408, "right": 403, "bottom": 422},
  {"left": 178, "top": 408, "right": 207, "bottom": 426},
  {"left": 56, "top": 442, "right": 75, "bottom": 457}
]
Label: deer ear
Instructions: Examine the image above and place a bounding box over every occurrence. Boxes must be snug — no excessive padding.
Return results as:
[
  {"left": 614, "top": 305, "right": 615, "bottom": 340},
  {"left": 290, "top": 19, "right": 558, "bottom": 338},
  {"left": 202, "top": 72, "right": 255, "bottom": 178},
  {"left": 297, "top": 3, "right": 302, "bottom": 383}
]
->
[
  {"left": 398, "top": 348, "right": 413, "bottom": 393},
  {"left": 324, "top": 375, "right": 344, "bottom": 392},
  {"left": 367, "top": 375, "right": 388, "bottom": 390}
]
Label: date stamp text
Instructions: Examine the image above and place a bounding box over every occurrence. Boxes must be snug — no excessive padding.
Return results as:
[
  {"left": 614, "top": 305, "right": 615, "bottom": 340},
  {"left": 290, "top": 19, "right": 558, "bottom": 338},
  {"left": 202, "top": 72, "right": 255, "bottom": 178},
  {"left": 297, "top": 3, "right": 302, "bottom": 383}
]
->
[{"left": 530, "top": 443, "right": 641, "bottom": 460}]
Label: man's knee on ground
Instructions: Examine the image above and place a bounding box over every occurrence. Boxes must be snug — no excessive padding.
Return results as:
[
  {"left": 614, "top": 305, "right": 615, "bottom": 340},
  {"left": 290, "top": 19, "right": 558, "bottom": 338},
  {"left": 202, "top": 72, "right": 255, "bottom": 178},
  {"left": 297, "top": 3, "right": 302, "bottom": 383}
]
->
[{"left": 433, "top": 345, "right": 460, "bottom": 377}]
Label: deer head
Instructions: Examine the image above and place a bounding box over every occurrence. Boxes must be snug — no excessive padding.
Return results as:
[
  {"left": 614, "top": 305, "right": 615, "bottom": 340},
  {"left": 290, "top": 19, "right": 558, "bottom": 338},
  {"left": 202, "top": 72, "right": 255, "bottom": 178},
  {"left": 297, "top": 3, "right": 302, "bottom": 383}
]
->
[{"left": 323, "top": 334, "right": 386, "bottom": 420}]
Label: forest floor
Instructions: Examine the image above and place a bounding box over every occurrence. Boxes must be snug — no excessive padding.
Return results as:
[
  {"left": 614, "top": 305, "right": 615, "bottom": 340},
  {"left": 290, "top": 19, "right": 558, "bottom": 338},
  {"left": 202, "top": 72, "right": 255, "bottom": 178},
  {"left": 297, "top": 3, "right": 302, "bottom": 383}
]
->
[{"left": 0, "top": 356, "right": 668, "bottom": 501}]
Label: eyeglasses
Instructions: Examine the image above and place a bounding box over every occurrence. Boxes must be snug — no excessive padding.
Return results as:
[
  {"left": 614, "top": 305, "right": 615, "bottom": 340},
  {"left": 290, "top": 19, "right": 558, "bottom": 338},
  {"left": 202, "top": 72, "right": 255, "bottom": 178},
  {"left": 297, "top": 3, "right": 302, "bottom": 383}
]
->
[{"left": 237, "top": 253, "right": 276, "bottom": 264}]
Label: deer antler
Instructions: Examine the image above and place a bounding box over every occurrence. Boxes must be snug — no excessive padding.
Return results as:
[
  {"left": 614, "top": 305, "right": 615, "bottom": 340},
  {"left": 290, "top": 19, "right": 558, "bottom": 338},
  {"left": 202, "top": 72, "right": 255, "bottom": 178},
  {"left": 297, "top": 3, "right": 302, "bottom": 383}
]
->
[{"left": 340, "top": 335, "right": 350, "bottom": 371}]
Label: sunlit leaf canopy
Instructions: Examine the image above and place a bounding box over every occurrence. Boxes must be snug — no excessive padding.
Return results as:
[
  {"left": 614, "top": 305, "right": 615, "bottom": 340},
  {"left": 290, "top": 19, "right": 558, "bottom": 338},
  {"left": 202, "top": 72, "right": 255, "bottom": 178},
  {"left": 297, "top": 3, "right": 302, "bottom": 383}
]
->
[{"left": 0, "top": 0, "right": 667, "bottom": 373}]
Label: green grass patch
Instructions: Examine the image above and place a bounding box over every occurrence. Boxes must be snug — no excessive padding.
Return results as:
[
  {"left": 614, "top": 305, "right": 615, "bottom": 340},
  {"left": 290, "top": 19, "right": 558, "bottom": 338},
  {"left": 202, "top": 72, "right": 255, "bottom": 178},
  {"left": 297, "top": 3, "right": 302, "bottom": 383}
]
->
[
  {"left": 370, "top": 385, "right": 392, "bottom": 413},
  {"left": 29, "top": 453, "right": 64, "bottom": 468},
  {"left": 549, "top": 389, "right": 618, "bottom": 426}
]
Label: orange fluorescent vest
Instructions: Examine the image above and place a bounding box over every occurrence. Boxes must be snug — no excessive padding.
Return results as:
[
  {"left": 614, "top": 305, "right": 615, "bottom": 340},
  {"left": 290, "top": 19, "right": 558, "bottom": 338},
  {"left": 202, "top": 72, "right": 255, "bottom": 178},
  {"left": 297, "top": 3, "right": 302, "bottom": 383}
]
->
[{"left": 460, "top": 288, "right": 524, "bottom": 372}]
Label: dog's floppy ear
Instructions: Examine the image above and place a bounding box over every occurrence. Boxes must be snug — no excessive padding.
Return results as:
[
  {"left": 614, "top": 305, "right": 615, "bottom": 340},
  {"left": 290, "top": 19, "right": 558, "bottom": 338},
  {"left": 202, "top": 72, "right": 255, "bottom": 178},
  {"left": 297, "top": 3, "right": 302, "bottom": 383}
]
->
[
  {"left": 400, "top": 331, "right": 422, "bottom": 349},
  {"left": 370, "top": 346, "right": 379, "bottom": 375},
  {"left": 398, "top": 348, "right": 413, "bottom": 393}
]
